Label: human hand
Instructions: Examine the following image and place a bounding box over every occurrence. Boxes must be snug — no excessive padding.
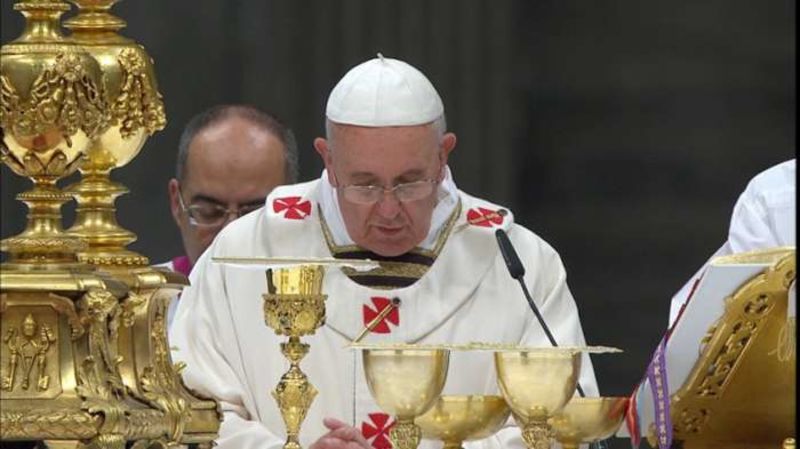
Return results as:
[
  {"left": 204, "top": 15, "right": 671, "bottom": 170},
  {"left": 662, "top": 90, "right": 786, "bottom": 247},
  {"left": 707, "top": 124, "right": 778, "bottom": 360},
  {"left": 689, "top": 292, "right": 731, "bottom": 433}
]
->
[{"left": 309, "top": 417, "right": 371, "bottom": 449}]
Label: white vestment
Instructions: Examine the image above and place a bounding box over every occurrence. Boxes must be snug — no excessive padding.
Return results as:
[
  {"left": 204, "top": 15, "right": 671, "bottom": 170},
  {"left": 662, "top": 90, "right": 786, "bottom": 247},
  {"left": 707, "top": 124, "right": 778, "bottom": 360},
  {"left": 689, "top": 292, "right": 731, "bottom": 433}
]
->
[
  {"left": 668, "top": 159, "right": 796, "bottom": 325},
  {"left": 170, "top": 176, "right": 599, "bottom": 449}
]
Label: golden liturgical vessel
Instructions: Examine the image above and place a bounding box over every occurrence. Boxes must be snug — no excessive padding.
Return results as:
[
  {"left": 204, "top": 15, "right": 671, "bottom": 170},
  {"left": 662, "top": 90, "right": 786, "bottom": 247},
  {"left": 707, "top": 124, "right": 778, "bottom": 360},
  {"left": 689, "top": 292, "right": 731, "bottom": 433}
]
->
[
  {"left": 263, "top": 265, "right": 328, "bottom": 449},
  {"left": 0, "top": 0, "right": 221, "bottom": 447}
]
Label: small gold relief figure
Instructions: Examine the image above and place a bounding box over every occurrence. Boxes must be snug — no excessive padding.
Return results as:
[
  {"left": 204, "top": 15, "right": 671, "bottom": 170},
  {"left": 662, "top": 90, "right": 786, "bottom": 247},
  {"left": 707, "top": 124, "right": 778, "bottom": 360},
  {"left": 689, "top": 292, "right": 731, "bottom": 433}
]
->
[{"left": 2, "top": 314, "right": 57, "bottom": 391}]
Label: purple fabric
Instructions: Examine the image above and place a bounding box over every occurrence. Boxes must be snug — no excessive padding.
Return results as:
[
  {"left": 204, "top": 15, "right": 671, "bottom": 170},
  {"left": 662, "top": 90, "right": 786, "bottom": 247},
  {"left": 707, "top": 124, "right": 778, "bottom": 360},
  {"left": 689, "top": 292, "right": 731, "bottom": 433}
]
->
[
  {"left": 172, "top": 255, "right": 193, "bottom": 277},
  {"left": 646, "top": 338, "right": 672, "bottom": 449}
]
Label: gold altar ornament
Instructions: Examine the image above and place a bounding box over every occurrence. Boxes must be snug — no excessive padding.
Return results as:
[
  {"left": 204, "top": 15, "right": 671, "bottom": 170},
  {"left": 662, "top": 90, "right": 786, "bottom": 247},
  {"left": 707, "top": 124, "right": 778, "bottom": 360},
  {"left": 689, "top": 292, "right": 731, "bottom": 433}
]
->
[
  {"left": 362, "top": 346, "right": 450, "bottom": 449},
  {"left": 263, "top": 265, "right": 328, "bottom": 449},
  {"left": 63, "top": 0, "right": 166, "bottom": 268},
  {"left": 0, "top": 0, "right": 107, "bottom": 268},
  {"left": 415, "top": 395, "right": 510, "bottom": 449},
  {"left": 651, "top": 249, "right": 796, "bottom": 449},
  {"left": 1, "top": 0, "right": 221, "bottom": 447}
]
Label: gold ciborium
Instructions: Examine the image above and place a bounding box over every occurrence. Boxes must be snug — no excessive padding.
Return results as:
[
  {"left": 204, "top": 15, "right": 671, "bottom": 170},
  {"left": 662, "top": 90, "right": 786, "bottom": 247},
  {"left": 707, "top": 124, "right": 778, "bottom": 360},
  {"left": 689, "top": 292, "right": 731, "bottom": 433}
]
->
[
  {"left": 416, "top": 395, "right": 510, "bottom": 449},
  {"left": 494, "top": 348, "right": 581, "bottom": 449},
  {"left": 548, "top": 396, "right": 628, "bottom": 449},
  {"left": 362, "top": 345, "right": 450, "bottom": 449},
  {"left": 263, "top": 265, "right": 327, "bottom": 449}
]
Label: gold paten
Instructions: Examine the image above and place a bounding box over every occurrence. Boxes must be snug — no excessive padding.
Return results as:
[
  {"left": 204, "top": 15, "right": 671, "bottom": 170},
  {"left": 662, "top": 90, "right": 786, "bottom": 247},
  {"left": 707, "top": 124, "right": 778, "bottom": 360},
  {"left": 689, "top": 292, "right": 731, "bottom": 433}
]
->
[
  {"left": 548, "top": 396, "right": 627, "bottom": 449},
  {"left": 362, "top": 347, "right": 450, "bottom": 449},
  {"left": 648, "top": 249, "right": 796, "bottom": 449},
  {"left": 415, "top": 395, "right": 510, "bottom": 449},
  {"left": 494, "top": 348, "right": 581, "bottom": 449},
  {"left": 263, "top": 265, "right": 328, "bottom": 449}
]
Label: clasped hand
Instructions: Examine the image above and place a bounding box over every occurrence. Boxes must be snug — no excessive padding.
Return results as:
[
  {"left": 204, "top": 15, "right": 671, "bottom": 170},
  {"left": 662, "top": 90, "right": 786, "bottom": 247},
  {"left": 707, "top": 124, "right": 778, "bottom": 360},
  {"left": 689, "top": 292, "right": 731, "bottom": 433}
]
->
[{"left": 309, "top": 417, "right": 371, "bottom": 449}]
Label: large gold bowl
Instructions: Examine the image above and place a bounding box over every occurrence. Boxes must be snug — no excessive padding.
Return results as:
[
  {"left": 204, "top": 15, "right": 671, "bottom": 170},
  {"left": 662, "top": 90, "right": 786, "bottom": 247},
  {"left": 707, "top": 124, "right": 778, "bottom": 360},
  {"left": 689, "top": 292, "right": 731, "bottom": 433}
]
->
[
  {"left": 416, "top": 395, "right": 510, "bottom": 449},
  {"left": 548, "top": 396, "right": 628, "bottom": 449}
]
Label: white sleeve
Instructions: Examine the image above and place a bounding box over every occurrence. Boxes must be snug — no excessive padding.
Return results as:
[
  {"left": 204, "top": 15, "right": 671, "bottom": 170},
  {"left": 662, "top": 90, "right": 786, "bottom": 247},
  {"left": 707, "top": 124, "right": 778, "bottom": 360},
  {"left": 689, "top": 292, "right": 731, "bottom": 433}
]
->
[
  {"left": 727, "top": 188, "right": 779, "bottom": 252},
  {"left": 470, "top": 233, "right": 599, "bottom": 449},
  {"left": 169, "top": 245, "right": 284, "bottom": 449}
]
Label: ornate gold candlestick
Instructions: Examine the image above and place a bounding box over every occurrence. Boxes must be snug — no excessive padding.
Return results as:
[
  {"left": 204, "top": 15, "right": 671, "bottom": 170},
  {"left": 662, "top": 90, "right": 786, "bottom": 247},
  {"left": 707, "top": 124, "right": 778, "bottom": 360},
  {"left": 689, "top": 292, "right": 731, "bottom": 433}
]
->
[
  {"left": 0, "top": 0, "right": 106, "bottom": 269},
  {"left": 263, "top": 265, "right": 328, "bottom": 449},
  {"left": 57, "top": 1, "right": 221, "bottom": 446},
  {"left": 63, "top": 0, "right": 165, "bottom": 268}
]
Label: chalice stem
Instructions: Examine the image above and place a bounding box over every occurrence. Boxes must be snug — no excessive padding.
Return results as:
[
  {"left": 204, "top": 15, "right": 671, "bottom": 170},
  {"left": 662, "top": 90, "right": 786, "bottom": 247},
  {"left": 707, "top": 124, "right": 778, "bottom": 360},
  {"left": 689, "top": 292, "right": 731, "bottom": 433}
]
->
[
  {"left": 442, "top": 442, "right": 464, "bottom": 449},
  {"left": 389, "top": 419, "right": 422, "bottom": 449},
  {"left": 521, "top": 419, "right": 553, "bottom": 449},
  {"left": 273, "top": 337, "right": 316, "bottom": 449}
]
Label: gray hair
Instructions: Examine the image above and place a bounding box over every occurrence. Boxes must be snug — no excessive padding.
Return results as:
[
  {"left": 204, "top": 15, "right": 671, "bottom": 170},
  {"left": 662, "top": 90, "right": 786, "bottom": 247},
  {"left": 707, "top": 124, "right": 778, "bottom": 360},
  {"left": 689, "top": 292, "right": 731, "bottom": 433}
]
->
[
  {"left": 324, "top": 114, "right": 448, "bottom": 145},
  {"left": 176, "top": 104, "right": 299, "bottom": 183}
]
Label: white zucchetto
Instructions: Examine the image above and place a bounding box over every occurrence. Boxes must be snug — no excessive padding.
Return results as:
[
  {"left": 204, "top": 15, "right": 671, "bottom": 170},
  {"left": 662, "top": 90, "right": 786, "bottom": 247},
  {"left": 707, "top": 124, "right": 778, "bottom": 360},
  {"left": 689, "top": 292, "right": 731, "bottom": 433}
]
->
[{"left": 325, "top": 54, "right": 444, "bottom": 127}]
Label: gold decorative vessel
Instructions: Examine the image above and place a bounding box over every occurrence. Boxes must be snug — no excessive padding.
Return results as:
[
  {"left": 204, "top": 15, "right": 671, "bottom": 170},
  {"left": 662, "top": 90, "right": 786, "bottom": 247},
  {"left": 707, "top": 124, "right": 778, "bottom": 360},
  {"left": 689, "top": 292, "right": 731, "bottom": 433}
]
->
[
  {"left": 548, "top": 396, "right": 627, "bottom": 449},
  {"left": 416, "top": 395, "right": 510, "bottom": 449},
  {"left": 362, "top": 346, "right": 450, "bottom": 449},
  {"left": 0, "top": 0, "right": 107, "bottom": 269},
  {"left": 63, "top": 0, "right": 165, "bottom": 268},
  {"left": 1, "top": 0, "right": 220, "bottom": 447},
  {"left": 494, "top": 348, "right": 582, "bottom": 449},
  {"left": 263, "top": 265, "right": 328, "bottom": 449}
]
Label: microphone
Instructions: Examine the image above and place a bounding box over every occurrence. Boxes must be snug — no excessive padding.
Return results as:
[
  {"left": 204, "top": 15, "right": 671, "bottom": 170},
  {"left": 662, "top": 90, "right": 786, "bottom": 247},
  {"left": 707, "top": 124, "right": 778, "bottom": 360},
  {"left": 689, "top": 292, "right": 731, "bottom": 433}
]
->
[{"left": 495, "top": 228, "right": 586, "bottom": 398}]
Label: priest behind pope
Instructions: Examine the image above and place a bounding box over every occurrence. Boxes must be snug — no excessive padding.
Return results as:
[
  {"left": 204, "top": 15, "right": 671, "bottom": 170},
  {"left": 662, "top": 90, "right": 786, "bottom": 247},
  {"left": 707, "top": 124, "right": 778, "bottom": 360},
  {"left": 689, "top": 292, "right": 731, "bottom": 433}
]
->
[{"left": 170, "top": 55, "right": 599, "bottom": 449}]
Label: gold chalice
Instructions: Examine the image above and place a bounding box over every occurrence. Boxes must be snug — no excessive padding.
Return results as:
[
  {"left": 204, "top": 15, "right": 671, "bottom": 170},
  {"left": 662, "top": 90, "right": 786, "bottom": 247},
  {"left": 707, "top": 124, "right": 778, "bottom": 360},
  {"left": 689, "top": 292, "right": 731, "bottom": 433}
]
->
[
  {"left": 548, "top": 396, "right": 628, "bottom": 449},
  {"left": 263, "top": 265, "right": 327, "bottom": 449},
  {"left": 495, "top": 348, "right": 581, "bottom": 449},
  {"left": 362, "top": 345, "right": 450, "bottom": 449},
  {"left": 416, "top": 395, "right": 511, "bottom": 449}
]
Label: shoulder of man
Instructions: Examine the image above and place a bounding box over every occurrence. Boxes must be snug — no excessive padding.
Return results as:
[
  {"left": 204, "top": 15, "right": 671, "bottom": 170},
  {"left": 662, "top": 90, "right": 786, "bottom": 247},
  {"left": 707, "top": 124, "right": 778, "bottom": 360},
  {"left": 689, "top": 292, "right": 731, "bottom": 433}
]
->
[{"left": 457, "top": 189, "right": 563, "bottom": 266}]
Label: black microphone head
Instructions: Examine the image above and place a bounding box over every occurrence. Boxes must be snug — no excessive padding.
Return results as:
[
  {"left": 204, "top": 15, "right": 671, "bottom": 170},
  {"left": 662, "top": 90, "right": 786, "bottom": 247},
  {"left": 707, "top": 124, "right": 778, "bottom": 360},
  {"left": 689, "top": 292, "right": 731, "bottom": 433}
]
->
[{"left": 495, "top": 229, "right": 526, "bottom": 280}]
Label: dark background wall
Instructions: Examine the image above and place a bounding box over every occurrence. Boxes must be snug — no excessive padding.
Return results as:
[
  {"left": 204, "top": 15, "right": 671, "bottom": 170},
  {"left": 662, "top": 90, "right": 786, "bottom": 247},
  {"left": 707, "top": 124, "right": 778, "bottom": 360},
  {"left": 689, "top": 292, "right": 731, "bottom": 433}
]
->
[{"left": 1, "top": 2, "right": 794, "bottom": 446}]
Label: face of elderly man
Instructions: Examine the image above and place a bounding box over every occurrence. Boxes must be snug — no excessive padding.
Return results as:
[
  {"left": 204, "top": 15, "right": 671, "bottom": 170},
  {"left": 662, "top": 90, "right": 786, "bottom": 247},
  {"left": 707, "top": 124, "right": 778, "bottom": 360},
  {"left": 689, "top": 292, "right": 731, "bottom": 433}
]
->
[{"left": 315, "top": 122, "right": 456, "bottom": 257}]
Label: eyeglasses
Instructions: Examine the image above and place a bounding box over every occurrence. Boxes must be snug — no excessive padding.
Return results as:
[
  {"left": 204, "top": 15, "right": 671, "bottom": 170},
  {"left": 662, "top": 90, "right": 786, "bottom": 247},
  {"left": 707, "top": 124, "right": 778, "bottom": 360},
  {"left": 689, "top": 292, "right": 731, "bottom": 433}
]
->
[
  {"left": 339, "top": 179, "right": 438, "bottom": 205},
  {"left": 178, "top": 188, "right": 263, "bottom": 227}
]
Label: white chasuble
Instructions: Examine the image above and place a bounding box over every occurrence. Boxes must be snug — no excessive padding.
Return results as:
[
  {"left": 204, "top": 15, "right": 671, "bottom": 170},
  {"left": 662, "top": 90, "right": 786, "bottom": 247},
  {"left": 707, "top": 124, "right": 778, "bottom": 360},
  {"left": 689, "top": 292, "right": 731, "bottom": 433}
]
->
[{"left": 170, "top": 178, "right": 599, "bottom": 449}]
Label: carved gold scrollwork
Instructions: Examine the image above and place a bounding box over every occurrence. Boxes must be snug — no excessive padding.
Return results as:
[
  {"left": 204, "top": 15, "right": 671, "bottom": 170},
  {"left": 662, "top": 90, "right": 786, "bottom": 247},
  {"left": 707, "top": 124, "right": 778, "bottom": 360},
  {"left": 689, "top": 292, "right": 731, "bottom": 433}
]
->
[
  {"left": 139, "top": 293, "right": 189, "bottom": 441},
  {"left": 75, "top": 288, "right": 128, "bottom": 445},
  {"left": 671, "top": 251, "right": 796, "bottom": 444},
  {"left": 112, "top": 48, "right": 166, "bottom": 139},
  {"left": 0, "top": 75, "right": 22, "bottom": 134},
  {"left": 13, "top": 52, "right": 108, "bottom": 140},
  {"left": 0, "top": 409, "right": 101, "bottom": 440}
]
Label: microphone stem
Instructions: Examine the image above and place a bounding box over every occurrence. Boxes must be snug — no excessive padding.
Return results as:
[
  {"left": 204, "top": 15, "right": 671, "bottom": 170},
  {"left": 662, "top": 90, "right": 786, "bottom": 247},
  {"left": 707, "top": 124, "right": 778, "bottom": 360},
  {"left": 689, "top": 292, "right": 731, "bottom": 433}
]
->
[{"left": 516, "top": 277, "right": 586, "bottom": 398}]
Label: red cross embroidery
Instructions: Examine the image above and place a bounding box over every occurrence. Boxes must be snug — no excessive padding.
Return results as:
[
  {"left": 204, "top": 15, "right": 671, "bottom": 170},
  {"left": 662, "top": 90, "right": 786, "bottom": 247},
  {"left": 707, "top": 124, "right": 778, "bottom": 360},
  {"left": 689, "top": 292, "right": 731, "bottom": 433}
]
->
[
  {"left": 361, "top": 413, "right": 394, "bottom": 449},
  {"left": 272, "top": 196, "right": 312, "bottom": 220},
  {"left": 466, "top": 207, "right": 504, "bottom": 228},
  {"left": 363, "top": 297, "right": 400, "bottom": 334}
]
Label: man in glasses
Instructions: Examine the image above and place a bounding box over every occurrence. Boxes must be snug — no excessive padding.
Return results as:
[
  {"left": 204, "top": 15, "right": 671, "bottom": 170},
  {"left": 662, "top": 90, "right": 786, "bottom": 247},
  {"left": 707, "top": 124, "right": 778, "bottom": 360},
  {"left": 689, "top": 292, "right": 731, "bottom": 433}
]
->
[
  {"left": 171, "top": 57, "right": 598, "bottom": 449},
  {"left": 161, "top": 104, "right": 298, "bottom": 324}
]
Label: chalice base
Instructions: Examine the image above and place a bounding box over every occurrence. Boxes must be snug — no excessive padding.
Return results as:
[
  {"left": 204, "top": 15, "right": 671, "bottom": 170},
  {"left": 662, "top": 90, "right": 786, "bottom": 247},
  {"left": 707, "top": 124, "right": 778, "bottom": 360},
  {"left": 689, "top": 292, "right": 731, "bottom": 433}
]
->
[{"left": 390, "top": 421, "right": 422, "bottom": 449}]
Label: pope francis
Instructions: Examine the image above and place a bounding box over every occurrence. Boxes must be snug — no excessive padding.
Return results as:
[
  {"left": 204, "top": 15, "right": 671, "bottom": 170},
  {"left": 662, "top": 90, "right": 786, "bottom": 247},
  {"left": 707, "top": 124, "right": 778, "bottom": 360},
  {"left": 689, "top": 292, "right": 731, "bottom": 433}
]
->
[{"left": 170, "top": 55, "right": 599, "bottom": 449}]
